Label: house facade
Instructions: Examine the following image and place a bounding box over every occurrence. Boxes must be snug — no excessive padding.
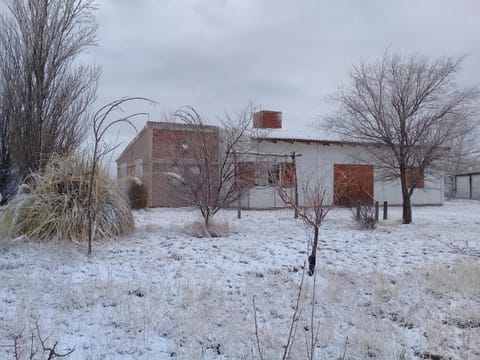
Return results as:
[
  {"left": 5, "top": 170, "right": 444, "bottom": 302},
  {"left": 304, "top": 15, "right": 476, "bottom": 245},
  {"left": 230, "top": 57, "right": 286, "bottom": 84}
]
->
[
  {"left": 116, "top": 121, "right": 219, "bottom": 207},
  {"left": 117, "top": 111, "right": 444, "bottom": 208}
]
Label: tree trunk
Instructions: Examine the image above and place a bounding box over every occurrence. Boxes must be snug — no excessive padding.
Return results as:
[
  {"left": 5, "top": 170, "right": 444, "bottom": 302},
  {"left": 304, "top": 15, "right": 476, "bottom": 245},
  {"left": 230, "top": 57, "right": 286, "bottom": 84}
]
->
[
  {"left": 308, "top": 226, "right": 319, "bottom": 276},
  {"left": 402, "top": 193, "right": 412, "bottom": 224},
  {"left": 204, "top": 211, "right": 210, "bottom": 231},
  {"left": 400, "top": 175, "right": 412, "bottom": 224},
  {"left": 399, "top": 164, "right": 413, "bottom": 224}
]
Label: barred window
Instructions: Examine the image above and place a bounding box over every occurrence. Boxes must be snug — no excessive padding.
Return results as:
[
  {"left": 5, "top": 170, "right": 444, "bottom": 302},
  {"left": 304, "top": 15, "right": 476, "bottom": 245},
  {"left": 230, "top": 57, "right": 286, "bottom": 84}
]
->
[{"left": 247, "top": 162, "right": 296, "bottom": 187}]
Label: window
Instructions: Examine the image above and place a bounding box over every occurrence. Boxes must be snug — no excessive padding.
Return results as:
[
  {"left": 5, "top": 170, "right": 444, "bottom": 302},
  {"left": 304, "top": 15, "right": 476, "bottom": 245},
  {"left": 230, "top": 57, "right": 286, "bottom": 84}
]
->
[
  {"left": 254, "top": 162, "right": 269, "bottom": 186},
  {"left": 268, "top": 163, "right": 280, "bottom": 185},
  {"left": 405, "top": 167, "right": 424, "bottom": 189},
  {"left": 249, "top": 161, "right": 295, "bottom": 187}
]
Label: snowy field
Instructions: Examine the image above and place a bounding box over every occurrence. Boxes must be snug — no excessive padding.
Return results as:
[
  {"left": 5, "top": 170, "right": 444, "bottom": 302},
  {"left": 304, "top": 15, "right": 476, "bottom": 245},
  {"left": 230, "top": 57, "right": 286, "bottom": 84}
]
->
[{"left": 1, "top": 200, "right": 479, "bottom": 359}]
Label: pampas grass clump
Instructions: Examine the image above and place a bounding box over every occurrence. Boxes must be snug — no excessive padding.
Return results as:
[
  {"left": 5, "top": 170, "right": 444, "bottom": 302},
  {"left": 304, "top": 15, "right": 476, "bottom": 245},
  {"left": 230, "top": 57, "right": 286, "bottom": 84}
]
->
[{"left": 0, "top": 154, "right": 134, "bottom": 242}]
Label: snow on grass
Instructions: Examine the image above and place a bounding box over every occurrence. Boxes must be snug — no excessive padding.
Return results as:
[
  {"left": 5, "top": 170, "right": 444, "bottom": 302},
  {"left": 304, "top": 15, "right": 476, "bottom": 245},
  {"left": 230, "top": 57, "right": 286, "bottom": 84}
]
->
[{"left": 0, "top": 201, "right": 479, "bottom": 359}]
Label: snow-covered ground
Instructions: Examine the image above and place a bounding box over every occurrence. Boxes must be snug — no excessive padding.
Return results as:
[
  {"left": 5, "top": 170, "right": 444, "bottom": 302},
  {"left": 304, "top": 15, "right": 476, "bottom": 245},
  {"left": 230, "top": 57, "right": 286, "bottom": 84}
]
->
[{"left": 1, "top": 201, "right": 479, "bottom": 359}]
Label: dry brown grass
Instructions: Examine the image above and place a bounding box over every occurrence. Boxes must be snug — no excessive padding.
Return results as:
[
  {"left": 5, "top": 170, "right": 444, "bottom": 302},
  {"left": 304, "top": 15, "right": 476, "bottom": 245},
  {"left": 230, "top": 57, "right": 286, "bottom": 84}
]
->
[
  {"left": 126, "top": 178, "right": 149, "bottom": 209},
  {"left": 0, "top": 153, "right": 133, "bottom": 242}
]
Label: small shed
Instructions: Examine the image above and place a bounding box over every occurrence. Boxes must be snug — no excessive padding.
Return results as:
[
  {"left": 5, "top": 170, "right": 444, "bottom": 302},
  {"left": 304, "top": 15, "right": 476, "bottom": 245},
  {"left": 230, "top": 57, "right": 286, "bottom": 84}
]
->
[{"left": 455, "top": 172, "right": 480, "bottom": 200}]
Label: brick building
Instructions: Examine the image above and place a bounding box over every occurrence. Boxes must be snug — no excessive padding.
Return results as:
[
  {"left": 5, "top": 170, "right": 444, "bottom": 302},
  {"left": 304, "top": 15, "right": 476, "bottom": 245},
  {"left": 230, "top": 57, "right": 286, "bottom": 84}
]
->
[
  {"left": 117, "top": 110, "right": 444, "bottom": 208},
  {"left": 116, "top": 121, "right": 219, "bottom": 207}
]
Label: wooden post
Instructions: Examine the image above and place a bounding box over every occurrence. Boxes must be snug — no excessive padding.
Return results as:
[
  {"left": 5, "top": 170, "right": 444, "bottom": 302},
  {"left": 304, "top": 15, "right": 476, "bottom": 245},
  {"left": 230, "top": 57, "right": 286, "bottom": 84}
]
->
[
  {"left": 469, "top": 174, "right": 473, "bottom": 200},
  {"left": 356, "top": 201, "right": 361, "bottom": 221},
  {"left": 383, "top": 201, "right": 388, "bottom": 220},
  {"left": 374, "top": 201, "right": 379, "bottom": 223},
  {"left": 292, "top": 151, "right": 299, "bottom": 219}
]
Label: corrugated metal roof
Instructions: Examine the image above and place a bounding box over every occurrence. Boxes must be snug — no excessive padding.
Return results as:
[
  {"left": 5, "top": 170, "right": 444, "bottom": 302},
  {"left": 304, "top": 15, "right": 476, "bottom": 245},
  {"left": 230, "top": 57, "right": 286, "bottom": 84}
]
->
[{"left": 252, "top": 128, "right": 372, "bottom": 145}]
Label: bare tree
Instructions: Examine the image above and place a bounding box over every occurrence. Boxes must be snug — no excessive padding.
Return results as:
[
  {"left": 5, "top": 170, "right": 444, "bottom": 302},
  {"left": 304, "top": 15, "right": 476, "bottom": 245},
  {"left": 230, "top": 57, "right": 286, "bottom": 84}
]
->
[
  {"left": 277, "top": 175, "right": 335, "bottom": 276},
  {"left": 172, "top": 106, "right": 255, "bottom": 235},
  {"left": 0, "top": 62, "right": 16, "bottom": 203},
  {"left": 0, "top": 0, "right": 99, "bottom": 179},
  {"left": 325, "top": 52, "right": 479, "bottom": 224}
]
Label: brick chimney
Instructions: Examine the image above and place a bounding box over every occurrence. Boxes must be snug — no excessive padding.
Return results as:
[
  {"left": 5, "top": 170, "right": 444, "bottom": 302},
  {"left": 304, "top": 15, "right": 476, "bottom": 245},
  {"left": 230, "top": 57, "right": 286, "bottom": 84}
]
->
[{"left": 253, "top": 110, "right": 282, "bottom": 129}]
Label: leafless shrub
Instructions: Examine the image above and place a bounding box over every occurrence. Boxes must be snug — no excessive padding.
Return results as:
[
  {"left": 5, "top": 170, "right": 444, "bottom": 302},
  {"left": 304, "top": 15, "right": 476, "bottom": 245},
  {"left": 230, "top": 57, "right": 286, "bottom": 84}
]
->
[
  {"left": 354, "top": 204, "right": 377, "bottom": 230},
  {"left": 1, "top": 321, "right": 74, "bottom": 360},
  {"left": 277, "top": 174, "right": 335, "bottom": 276},
  {"left": 171, "top": 105, "right": 256, "bottom": 233}
]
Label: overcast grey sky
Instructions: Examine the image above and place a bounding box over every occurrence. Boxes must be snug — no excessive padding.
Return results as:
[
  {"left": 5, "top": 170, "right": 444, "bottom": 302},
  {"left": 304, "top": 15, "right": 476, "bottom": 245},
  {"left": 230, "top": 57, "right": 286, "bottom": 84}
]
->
[{"left": 85, "top": 0, "right": 479, "bottom": 156}]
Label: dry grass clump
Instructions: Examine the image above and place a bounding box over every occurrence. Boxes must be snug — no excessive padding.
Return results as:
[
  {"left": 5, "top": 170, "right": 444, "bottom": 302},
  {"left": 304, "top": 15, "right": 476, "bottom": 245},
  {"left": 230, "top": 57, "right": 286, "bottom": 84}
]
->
[
  {"left": 0, "top": 154, "right": 133, "bottom": 242},
  {"left": 126, "top": 178, "right": 149, "bottom": 209}
]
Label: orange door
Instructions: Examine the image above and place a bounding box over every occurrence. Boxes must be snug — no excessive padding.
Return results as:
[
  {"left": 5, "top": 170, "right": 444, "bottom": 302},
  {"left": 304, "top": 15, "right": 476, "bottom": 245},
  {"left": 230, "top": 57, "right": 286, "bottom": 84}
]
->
[{"left": 334, "top": 164, "right": 374, "bottom": 206}]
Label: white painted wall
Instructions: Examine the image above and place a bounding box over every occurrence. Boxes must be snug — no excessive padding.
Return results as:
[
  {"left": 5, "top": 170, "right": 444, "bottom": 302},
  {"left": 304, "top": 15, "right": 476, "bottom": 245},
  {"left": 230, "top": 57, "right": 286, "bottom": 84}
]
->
[
  {"left": 239, "top": 139, "right": 444, "bottom": 208},
  {"left": 456, "top": 176, "right": 470, "bottom": 198},
  {"left": 455, "top": 174, "right": 480, "bottom": 200},
  {"left": 374, "top": 172, "right": 443, "bottom": 205},
  {"left": 474, "top": 175, "right": 480, "bottom": 200}
]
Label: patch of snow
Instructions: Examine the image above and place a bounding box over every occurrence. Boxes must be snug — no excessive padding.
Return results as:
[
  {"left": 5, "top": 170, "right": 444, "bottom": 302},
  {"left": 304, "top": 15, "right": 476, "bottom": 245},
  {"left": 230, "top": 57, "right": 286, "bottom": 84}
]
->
[{"left": 0, "top": 201, "right": 479, "bottom": 359}]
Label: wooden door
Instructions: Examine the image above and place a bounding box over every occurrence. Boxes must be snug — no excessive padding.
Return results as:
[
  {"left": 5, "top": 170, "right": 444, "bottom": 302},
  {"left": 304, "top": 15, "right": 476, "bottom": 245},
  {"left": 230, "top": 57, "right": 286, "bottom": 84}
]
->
[{"left": 334, "top": 164, "right": 374, "bottom": 206}]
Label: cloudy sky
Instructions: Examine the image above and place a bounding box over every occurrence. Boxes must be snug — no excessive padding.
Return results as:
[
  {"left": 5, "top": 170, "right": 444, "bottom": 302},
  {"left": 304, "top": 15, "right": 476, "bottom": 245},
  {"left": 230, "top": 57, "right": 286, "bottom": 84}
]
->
[{"left": 85, "top": 0, "right": 479, "bottom": 158}]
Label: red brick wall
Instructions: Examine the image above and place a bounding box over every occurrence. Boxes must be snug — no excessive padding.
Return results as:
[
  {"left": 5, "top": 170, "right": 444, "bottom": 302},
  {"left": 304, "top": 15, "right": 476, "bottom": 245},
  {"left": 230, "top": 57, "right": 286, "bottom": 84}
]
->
[
  {"left": 150, "top": 163, "right": 191, "bottom": 207},
  {"left": 152, "top": 128, "right": 219, "bottom": 162},
  {"left": 117, "top": 122, "right": 221, "bottom": 207},
  {"left": 149, "top": 123, "right": 219, "bottom": 207},
  {"left": 253, "top": 110, "right": 282, "bottom": 129}
]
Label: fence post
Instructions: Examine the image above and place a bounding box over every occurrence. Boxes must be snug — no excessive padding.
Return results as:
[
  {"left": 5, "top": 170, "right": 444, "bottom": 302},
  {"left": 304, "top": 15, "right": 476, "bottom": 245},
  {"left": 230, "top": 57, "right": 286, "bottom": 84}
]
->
[
  {"left": 356, "top": 201, "right": 361, "bottom": 221},
  {"left": 383, "top": 201, "right": 388, "bottom": 220},
  {"left": 292, "top": 151, "right": 299, "bottom": 219},
  {"left": 234, "top": 150, "right": 241, "bottom": 219},
  {"left": 374, "top": 201, "right": 379, "bottom": 223}
]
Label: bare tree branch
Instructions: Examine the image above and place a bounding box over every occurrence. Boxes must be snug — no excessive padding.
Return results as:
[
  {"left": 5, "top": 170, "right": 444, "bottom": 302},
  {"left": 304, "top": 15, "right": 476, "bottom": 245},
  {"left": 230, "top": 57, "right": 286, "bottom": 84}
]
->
[
  {"left": 282, "top": 262, "right": 306, "bottom": 360},
  {"left": 252, "top": 297, "right": 265, "bottom": 360},
  {"left": 86, "top": 97, "right": 155, "bottom": 254}
]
